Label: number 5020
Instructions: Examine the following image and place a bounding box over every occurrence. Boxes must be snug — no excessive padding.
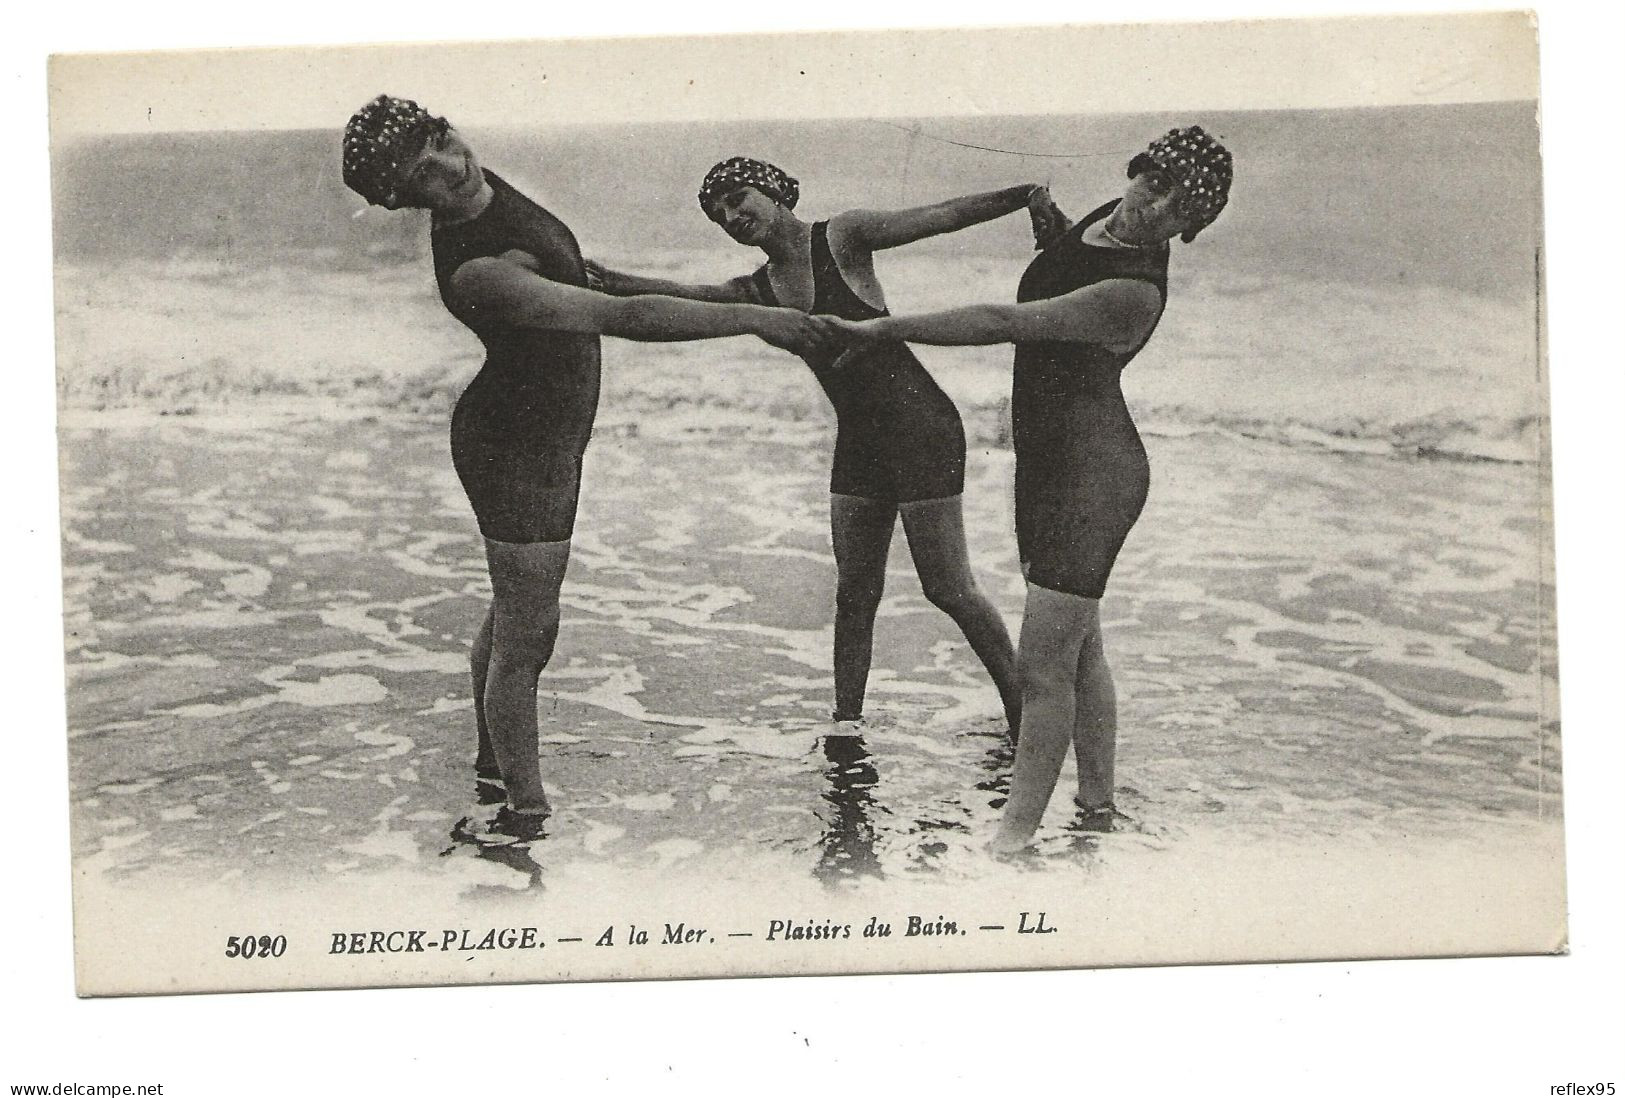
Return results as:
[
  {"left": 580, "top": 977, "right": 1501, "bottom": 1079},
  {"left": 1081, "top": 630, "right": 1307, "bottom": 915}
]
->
[{"left": 224, "top": 934, "right": 287, "bottom": 958}]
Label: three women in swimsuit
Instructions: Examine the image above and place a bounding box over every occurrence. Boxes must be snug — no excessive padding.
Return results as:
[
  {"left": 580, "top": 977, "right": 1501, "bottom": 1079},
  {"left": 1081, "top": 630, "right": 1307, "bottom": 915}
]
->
[{"left": 343, "top": 95, "right": 1232, "bottom": 852}]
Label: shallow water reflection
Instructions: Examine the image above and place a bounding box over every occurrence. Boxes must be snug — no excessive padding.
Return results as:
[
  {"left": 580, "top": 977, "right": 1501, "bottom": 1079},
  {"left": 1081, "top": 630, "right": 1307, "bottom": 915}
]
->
[
  {"left": 61, "top": 417, "right": 1561, "bottom": 897},
  {"left": 814, "top": 735, "right": 883, "bottom": 886}
]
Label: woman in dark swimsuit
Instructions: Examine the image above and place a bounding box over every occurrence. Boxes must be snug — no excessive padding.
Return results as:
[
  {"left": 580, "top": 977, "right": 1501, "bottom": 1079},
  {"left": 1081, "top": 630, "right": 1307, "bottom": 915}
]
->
[
  {"left": 592, "top": 159, "right": 1041, "bottom": 732},
  {"left": 342, "top": 98, "right": 834, "bottom": 837},
  {"left": 829, "top": 127, "right": 1233, "bottom": 851}
]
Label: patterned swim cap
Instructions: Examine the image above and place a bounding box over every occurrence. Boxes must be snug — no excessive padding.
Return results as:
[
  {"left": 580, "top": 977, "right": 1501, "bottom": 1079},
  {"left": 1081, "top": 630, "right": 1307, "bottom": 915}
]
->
[
  {"left": 1128, "top": 126, "right": 1234, "bottom": 242},
  {"left": 697, "top": 157, "right": 800, "bottom": 222},
  {"left": 342, "top": 94, "right": 445, "bottom": 209}
]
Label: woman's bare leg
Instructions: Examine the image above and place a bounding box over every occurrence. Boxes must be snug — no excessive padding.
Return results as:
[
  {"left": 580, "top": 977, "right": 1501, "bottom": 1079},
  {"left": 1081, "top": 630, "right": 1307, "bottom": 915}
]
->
[
  {"left": 1072, "top": 624, "right": 1118, "bottom": 812},
  {"left": 899, "top": 495, "right": 1020, "bottom": 735},
  {"left": 471, "top": 605, "right": 498, "bottom": 778},
  {"left": 829, "top": 494, "right": 898, "bottom": 721},
  {"left": 480, "top": 536, "right": 571, "bottom": 815},
  {"left": 992, "top": 584, "right": 1098, "bottom": 852}
]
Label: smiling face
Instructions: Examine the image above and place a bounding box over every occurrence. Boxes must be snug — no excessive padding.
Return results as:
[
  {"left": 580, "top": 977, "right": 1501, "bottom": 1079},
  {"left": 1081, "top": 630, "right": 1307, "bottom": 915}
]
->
[
  {"left": 708, "top": 186, "right": 786, "bottom": 247},
  {"left": 392, "top": 123, "right": 484, "bottom": 214},
  {"left": 1111, "top": 165, "right": 1196, "bottom": 246}
]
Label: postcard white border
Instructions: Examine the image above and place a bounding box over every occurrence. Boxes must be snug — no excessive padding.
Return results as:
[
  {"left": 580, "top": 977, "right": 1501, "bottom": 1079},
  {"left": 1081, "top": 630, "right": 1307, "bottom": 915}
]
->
[{"left": 7, "top": 0, "right": 1623, "bottom": 1092}]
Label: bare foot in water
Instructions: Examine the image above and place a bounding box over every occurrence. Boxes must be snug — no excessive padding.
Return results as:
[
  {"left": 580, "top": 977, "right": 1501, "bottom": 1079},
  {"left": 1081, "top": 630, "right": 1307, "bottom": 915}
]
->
[
  {"left": 1071, "top": 796, "right": 1123, "bottom": 833},
  {"left": 989, "top": 824, "right": 1034, "bottom": 857},
  {"left": 497, "top": 803, "right": 549, "bottom": 842},
  {"left": 474, "top": 770, "right": 506, "bottom": 806},
  {"left": 452, "top": 803, "right": 549, "bottom": 847},
  {"left": 508, "top": 792, "right": 552, "bottom": 819}
]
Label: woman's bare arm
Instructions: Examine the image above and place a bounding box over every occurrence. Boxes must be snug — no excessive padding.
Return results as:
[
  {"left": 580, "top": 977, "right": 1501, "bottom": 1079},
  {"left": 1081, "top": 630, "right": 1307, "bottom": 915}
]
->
[
  {"left": 836, "top": 185, "right": 1040, "bottom": 252},
  {"left": 450, "top": 256, "right": 828, "bottom": 352},
  {"left": 830, "top": 279, "right": 1162, "bottom": 354},
  {"left": 584, "top": 261, "right": 758, "bottom": 304}
]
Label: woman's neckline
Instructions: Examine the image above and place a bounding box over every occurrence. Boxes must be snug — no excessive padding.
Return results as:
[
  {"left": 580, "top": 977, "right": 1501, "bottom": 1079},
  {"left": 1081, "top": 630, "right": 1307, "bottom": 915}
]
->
[
  {"left": 432, "top": 170, "right": 497, "bottom": 231},
  {"left": 1071, "top": 200, "right": 1166, "bottom": 253}
]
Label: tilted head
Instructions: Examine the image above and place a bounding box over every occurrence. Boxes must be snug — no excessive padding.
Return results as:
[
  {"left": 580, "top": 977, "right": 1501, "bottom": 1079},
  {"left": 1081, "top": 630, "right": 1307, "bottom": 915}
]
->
[
  {"left": 342, "top": 94, "right": 456, "bottom": 210},
  {"left": 1126, "top": 126, "right": 1233, "bottom": 243},
  {"left": 697, "top": 157, "right": 801, "bottom": 224}
]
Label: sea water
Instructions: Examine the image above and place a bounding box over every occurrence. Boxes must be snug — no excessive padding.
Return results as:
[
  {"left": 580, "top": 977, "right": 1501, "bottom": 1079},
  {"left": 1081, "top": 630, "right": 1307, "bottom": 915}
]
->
[{"left": 53, "top": 102, "right": 1559, "bottom": 901}]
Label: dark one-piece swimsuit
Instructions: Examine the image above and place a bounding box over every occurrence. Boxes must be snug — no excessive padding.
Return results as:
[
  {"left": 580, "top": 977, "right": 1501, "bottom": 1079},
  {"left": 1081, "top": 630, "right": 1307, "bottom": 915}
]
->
[
  {"left": 751, "top": 221, "right": 966, "bottom": 502},
  {"left": 1013, "top": 199, "right": 1168, "bottom": 599},
  {"left": 433, "top": 170, "right": 602, "bottom": 544}
]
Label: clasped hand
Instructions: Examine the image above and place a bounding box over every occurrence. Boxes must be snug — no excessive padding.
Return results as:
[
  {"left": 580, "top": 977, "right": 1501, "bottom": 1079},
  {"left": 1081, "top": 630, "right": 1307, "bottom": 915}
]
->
[
  {"left": 757, "top": 312, "right": 889, "bottom": 366},
  {"left": 1027, "top": 185, "right": 1071, "bottom": 251}
]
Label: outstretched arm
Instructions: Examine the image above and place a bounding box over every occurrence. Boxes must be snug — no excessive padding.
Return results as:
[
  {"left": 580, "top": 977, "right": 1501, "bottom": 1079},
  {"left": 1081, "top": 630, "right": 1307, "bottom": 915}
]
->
[
  {"left": 585, "top": 261, "right": 758, "bottom": 304},
  {"left": 838, "top": 184, "right": 1041, "bottom": 251},
  {"left": 829, "top": 279, "right": 1162, "bottom": 354},
  {"left": 451, "top": 256, "right": 829, "bottom": 353}
]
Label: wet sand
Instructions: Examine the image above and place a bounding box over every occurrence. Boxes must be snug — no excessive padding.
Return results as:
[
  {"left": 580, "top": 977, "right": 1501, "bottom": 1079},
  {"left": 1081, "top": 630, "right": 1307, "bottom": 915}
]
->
[{"left": 62, "top": 411, "right": 1560, "bottom": 912}]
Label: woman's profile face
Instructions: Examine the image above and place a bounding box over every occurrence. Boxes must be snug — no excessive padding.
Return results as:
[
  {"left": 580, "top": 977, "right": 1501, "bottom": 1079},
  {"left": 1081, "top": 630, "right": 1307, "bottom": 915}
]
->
[
  {"left": 709, "top": 186, "right": 783, "bottom": 246},
  {"left": 1116, "top": 166, "right": 1194, "bottom": 244},
  {"left": 393, "top": 125, "right": 484, "bottom": 212}
]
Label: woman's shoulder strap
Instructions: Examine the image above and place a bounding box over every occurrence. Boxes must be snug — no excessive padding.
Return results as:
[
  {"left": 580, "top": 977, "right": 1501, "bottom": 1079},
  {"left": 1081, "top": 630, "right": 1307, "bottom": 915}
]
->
[
  {"left": 1078, "top": 198, "right": 1120, "bottom": 232},
  {"left": 750, "top": 264, "right": 776, "bottom": 306}
]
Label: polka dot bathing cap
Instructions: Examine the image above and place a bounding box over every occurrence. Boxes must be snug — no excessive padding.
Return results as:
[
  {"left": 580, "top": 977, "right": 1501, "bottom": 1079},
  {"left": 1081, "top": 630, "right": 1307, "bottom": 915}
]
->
[
  {"left": 1129, "top": 125, "right": 1234, "bottom": 242},
  {"left": 342, "top": 94, "right": 444, "bottom": 209},
  {"left": 697, "top": 157, "right": 800, "bottom": 222}
]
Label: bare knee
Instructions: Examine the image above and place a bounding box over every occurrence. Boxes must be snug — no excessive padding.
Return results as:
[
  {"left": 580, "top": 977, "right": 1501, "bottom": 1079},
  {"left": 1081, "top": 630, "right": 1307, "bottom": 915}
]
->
[
  {"left": 490, "top": 605, "right": 560, "bottom": 670},
  {"left": 835, "top": 574, "right": 884, "bottom": 621},
  {"left": 1018, "top": 648, "right": 1076, "bottom": 696},
  {"left": 1076, "top": 627, "right": 1108, "bottom": 669},
  {"left": 835, "top": 591, "right": 882, "bottom": 627},
  {"left": 921, "top": 577, "right": 982, "bottom": 617}
]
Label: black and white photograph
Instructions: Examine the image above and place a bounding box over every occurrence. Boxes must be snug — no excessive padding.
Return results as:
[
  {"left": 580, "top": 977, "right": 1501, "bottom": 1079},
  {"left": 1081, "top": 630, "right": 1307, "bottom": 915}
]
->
[
  {"left": 44, "top": 10, "right": 1570, "bottom": 1000},
  {"left": 12, "top": 1, "right": 1625, "bottom": 1092}
]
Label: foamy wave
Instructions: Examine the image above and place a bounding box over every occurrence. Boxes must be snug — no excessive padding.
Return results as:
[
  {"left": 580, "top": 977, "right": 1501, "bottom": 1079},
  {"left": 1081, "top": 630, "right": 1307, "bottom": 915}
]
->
[
  {"left": 1131, "top": 409, "right": 1544, "bottom": 464},
  {"left": 54, "top": 256, "right": 1544, "bottom": 464}
]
